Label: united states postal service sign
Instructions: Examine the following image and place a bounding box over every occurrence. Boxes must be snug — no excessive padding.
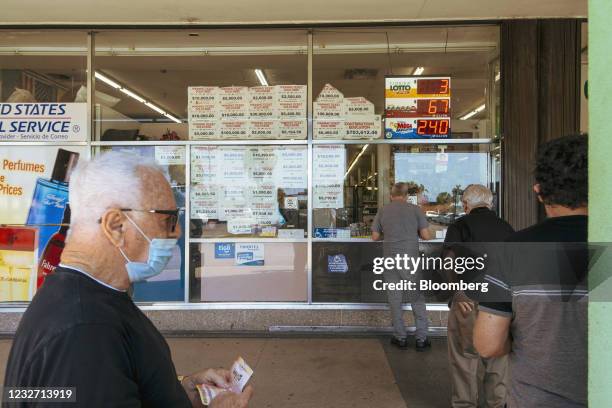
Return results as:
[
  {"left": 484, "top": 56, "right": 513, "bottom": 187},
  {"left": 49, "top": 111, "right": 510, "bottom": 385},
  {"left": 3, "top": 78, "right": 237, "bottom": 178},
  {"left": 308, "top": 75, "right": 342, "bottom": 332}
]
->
[{"left": 0, "top": 103, "right": 88, "bottom": 142}]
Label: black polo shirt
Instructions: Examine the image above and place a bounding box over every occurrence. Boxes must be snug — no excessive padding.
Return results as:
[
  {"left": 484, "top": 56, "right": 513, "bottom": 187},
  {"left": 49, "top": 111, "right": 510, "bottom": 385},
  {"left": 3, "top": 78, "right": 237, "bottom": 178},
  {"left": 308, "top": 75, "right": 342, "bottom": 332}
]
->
[
  {"left": 3, "top": 267, "right": 191, "bottom": 408},
  {"left": 443, "top": 207, "right": 515, "bottom": 288}
]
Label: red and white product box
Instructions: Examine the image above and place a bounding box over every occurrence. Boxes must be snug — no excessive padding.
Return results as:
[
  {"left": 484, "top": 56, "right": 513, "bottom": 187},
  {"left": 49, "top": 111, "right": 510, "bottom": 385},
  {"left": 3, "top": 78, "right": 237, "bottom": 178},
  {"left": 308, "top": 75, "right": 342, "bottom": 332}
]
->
[
  {"left": 277, "top": 100, "right": 306, "bottom": 118},
  {"left": 249, "top": 100, "right": 276, "bottom": 119},
  {"left": 343, "top": 97, "right": 375, "bottom": 116},
  {"left": 278, "top": 119, "right": 307, "bottom": 139},
  {"left": 219, "top": 101, "right": 249, "bottom": 120},
  {"left": 275, "top": 85, "right": 307, "bottom": 103},
  {"left": 249, "top": 120, "right": 278, "bottom": 139},
  {"left": 189, "top": 121, "right": 218, "bottom": 140},
  {"left": 314, "top": 120, "right": 346, "bottom": 139},
  {"left": 188, "top": 86, "right": 219, "bottom": 106},
  {"left": 314, "top": 101, "right": 343, "bottom": 119},
  {"left": 344, "top": 115, "right": 382, "bottom": 139},
  {"left": 218, "top": 86, "right": 249, "bottom": 103},
  {"left": 315, "top": 83, "right": 344, "bottom": 102},
  {"left": 188, "top": 104, "right": 219, "bottom": 122},
  {"left": 219, "top": 120, "right": 249, "bottom": 139}
]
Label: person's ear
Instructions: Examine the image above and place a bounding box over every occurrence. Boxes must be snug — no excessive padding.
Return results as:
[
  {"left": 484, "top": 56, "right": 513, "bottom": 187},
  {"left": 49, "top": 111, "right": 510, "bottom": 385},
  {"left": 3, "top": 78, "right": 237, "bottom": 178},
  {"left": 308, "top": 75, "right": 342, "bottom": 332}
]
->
[
  {"left": 100, "top": 209, "right": 126, "bottom": 247},
  {"left": 533, "top": 184, "right": 544, "bottom": 203}
]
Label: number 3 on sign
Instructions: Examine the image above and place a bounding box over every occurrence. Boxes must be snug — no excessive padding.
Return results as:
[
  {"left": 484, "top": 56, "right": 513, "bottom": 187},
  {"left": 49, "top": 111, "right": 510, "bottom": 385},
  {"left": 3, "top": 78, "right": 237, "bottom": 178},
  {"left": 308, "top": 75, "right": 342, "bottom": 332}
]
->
[{"left": 440, "top": 79, "right": 449, "bottom": 94}]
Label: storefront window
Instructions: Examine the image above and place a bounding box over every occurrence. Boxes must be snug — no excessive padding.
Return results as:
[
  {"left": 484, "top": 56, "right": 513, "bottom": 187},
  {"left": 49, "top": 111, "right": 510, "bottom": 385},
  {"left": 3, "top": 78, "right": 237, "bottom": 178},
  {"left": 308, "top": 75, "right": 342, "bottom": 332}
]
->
[
  {"left": 1, "top": 25, "right": 503, "bottom": 306},
  {"left": 311, "top": 25, "right": 499, "bottom": 302}
]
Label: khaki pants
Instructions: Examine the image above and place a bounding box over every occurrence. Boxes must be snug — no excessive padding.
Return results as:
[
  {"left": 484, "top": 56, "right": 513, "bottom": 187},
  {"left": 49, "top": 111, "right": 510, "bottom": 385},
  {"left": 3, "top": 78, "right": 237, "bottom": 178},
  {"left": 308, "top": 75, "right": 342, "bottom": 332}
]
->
[
  {"left": 384, "top": 268, "right": 429, "bottom": 341},
  {"left": 448, "top": 301, "right": 508, "bottom": 407}
]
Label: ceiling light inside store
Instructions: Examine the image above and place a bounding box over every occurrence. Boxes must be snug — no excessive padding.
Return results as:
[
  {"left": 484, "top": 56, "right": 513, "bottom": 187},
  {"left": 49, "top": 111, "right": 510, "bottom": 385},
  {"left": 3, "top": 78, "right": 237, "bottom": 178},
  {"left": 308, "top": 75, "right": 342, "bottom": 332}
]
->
[
  {"left": 345, "top": 144, "right": 370, "bottom": 179},
  {"left": 120, "top": 87, "right": 146, "bottom": 104},
  {"left": 460, "top": 104, "right": 486, "bottom": 120},
  {"left": 413, "top": 67, "right": 425, "bottom": 75},
  {"left": 164, "top": 113, "right": 181, "bottom": 123},
  {"left": 255, "top": 69, "right": 269, "bottom": 86},
  {"left": 495, "top": 72, "right": 501, "bottom": 82},
  {"left": 96, "top": 71, "right": 181, "bottom": 124},
  {"left": 95, "top": 72, "right": 121, "bottom": 89}
]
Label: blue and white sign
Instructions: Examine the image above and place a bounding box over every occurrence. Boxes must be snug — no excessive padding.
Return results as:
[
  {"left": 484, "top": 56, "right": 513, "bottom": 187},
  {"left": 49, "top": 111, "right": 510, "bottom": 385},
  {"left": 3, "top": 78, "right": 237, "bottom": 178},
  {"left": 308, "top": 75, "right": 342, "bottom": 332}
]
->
[
  {"left": 328, "top": 254, "right": 349, "bottom": 274},
  {"left": 0, "top": 103, "right": 87, "bottom": 142},
  {"left": 214, "top": 243, "right": 235, "bottom": 259},
  {"left": 235, "top": 243, "right": 265, "bottom": 266},
  {"left": 314, "top": 227, "right": 351, "bottom": 239}
]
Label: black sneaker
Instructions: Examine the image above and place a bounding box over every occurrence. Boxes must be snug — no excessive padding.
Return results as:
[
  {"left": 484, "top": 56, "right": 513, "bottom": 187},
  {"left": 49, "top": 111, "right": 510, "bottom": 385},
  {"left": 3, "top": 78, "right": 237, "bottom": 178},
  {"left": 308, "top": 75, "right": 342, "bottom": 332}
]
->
[
  {"left": 415, "top": 338, "right": 432, "bottom": 352},
  {"left": 390, "top": 336, "right": 408, "bottom": 349}
]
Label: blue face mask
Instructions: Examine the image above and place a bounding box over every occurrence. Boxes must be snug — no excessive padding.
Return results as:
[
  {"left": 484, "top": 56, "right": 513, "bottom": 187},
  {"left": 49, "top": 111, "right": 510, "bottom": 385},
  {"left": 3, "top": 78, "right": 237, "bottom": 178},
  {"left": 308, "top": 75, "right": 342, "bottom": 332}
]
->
[{"left": 119, "top": 215, "right": 178, "bottom": 283}]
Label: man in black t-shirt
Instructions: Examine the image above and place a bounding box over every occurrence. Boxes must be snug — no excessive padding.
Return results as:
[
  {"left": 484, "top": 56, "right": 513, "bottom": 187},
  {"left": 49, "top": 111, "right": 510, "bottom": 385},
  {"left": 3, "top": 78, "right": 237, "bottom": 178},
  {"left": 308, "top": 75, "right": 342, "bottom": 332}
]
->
[
  {"left": 3, "top": 152, "right": 253, "bottom": 407},
  {"left": 473, "top": 135, "right": 588, "bottom": 408},
  {"left": 443, "top": 184, "right": 514, "bottom": 408}
]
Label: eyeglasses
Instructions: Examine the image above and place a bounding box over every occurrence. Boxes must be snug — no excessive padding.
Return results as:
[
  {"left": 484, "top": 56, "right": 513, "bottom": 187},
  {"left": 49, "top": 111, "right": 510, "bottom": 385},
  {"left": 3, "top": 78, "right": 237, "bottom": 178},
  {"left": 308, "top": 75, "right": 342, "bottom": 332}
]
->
[
  {"left": 120, "top": 208, "right": 183, "bottom": 232},
  {"left": 97, "top": 208, "right": 183, "bottom": 232}
]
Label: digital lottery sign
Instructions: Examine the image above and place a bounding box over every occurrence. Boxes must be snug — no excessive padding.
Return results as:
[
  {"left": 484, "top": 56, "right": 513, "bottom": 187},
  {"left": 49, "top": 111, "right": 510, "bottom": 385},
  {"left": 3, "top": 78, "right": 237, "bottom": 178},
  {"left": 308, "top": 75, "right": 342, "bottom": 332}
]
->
[{"left": 384, "top": 76, "right": 451, "bottom": 139}]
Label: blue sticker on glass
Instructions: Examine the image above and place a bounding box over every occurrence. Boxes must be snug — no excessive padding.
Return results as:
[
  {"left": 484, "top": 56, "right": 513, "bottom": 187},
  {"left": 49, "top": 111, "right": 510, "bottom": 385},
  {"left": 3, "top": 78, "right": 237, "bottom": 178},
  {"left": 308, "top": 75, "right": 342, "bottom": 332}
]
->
[{"left": 214, "top": 243, "right": 235, "bottom": 259}]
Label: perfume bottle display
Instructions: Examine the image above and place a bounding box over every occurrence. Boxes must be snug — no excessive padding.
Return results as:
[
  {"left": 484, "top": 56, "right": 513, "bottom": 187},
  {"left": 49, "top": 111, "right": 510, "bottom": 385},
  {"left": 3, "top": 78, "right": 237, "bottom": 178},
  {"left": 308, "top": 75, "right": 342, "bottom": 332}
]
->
[
  {"left": 0, "top": 227, "right": 37, "bottom": 302},
  {"left": 26, "top": 149, "right": 79, "bottom": 252},
  {"left": 36, "top": 204, "right": 70, "bottom": 288}
]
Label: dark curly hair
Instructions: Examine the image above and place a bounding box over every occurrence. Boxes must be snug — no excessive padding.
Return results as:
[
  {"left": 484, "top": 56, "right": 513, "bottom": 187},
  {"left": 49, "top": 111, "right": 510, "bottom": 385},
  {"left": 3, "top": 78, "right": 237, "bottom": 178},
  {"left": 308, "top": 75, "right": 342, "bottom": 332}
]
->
[{"left": 534, "top": 134, "right": 587, "bottom": 208}]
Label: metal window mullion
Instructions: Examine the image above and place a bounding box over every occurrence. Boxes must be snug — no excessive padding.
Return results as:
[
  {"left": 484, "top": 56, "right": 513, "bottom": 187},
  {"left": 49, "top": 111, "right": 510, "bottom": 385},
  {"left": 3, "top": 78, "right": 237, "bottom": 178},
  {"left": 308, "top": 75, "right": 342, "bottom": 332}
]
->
[
  {"left": 184, "top": 144, "right": 191, "bottom": 303},
  {"left": 307, "top": 30, "right": 314, "bottom": 305},
  {"left": 86, "top": 32, "right": 95, "bottom": 145}
]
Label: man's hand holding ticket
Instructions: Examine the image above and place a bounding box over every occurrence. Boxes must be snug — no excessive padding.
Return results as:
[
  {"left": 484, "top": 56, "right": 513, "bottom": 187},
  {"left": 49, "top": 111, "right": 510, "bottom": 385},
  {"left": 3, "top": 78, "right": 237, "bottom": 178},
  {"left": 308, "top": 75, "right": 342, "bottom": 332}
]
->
[{"left": 196, "top": 357, "right": 254, "bottom": 407}]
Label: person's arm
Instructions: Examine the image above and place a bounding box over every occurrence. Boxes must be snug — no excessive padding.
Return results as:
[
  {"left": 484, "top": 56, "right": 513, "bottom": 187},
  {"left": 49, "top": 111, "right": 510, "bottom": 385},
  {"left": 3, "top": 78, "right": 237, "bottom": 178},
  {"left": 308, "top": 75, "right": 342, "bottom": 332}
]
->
[
  {"left": 371, "top": 208, "right": 383, "bottom": 241},
  {"left": 474, "top": 309, "right": 512, "bottom": 358},
  {"left": 416, "top": 208, "right": 432, "bottom": 240},
  {"left": 418, "top": 227, "right": 433, "bottom": 240}
]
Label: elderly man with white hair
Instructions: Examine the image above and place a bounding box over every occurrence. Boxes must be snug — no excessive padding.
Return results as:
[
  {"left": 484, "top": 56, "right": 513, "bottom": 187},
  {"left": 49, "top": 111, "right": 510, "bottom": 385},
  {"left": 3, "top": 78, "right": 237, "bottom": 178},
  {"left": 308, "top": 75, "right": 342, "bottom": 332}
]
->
[
  {"left": 442, "top": 184, "right": 514, "bottom": 408},
  {"left": 4, "top": 152, "right": 253, "bottom": 408}
]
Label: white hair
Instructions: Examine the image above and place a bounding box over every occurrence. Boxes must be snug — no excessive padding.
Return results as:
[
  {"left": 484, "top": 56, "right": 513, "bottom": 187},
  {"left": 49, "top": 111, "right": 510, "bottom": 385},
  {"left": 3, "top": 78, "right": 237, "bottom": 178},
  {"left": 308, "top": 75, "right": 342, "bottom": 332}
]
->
[
  {"left": 68, "top": 151, "right": 161, "bottom": 231},
  {"left": 462, "top": 184, "right": 493, "bottom": 209}
]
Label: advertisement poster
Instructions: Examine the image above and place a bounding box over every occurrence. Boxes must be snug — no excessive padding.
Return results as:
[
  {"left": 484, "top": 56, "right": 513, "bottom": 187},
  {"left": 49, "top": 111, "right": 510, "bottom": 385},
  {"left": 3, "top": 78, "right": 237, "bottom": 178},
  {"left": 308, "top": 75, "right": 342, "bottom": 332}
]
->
[
  {"left": 0, "top": 103, "right": 87, "bottom": 142},
  {"left": 0, "top": 146, "right": 87, "bottom": 300},
  {"left": 313, "top": 145, "right": 345, "bottom": 209},
  {"left": 235, "top": 243, "right": 265, "bottom": 266}
]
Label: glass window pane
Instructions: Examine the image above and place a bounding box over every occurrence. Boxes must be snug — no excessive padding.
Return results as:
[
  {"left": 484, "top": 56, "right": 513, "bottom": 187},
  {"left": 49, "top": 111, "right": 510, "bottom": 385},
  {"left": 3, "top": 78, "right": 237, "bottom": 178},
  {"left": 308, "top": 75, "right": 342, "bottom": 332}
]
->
[
  {"left": 93, "top": 30, "right": 308, "bottom": 141},
  {"left": 190, "top": 145, "right": 308, "bottom": 239},
  {"left": 312, "top": 142, "right": 495, "bottom": 302},
  {"left": 0, "top": 31, "right": 88, "bottom": 142},
  {"left": 190, "top": 242, "right": 307, "bottom": 302},
  {"left": 313, "top": 25, "right": 500, "bottom": 140}
]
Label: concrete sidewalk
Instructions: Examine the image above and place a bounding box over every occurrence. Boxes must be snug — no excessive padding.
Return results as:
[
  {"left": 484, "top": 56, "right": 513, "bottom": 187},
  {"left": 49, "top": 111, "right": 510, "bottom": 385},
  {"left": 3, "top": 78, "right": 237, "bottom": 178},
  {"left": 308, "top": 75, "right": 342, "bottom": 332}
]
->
[{"left": 0, "top": 337, "right": 451, "bottom": 407}]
